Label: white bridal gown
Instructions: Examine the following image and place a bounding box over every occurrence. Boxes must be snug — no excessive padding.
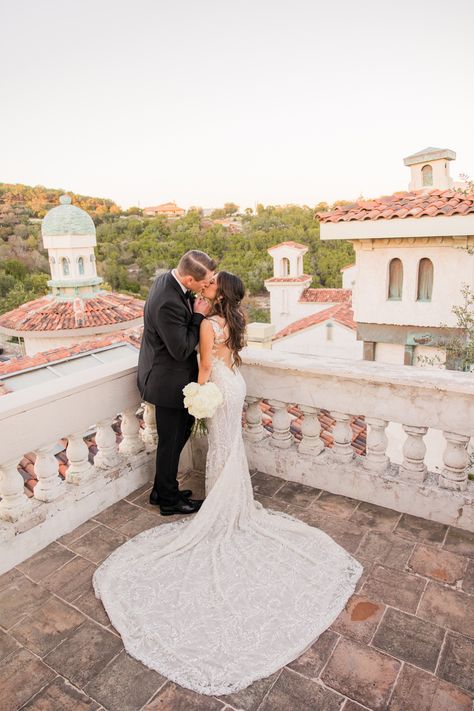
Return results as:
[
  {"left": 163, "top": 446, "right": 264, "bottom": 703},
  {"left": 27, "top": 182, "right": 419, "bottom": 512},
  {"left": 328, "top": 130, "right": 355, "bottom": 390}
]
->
[{"left": 93, "top": 322, "right": 362, "bottom": 696}]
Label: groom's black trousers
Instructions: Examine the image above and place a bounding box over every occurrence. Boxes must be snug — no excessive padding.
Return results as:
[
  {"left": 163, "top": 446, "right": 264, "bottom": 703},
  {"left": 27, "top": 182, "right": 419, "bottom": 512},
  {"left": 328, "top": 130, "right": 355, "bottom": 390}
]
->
[{"left": 153, "top": 406, "right": 194, "bottom": 505}]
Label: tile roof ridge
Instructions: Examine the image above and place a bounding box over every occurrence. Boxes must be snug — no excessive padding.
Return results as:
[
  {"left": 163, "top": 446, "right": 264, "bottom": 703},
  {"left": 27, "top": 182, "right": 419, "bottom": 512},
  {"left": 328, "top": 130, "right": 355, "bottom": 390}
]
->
[{"left": 273, "top": 301, "right": 355, "bottom": 340}]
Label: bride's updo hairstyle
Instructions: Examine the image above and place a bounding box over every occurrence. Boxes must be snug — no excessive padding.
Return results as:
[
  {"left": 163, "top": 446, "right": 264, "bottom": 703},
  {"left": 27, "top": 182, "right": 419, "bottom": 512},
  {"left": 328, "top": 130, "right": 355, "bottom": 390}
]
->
[{"left": 212, "top": 271, "right": 246, "bottom": 367}]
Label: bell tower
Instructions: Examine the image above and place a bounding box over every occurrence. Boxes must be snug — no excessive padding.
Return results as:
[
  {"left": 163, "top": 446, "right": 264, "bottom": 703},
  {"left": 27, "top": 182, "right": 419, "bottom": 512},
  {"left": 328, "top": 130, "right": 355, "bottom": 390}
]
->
[{"left": 264, "top": 241, "right": 311, "bottom": 330}]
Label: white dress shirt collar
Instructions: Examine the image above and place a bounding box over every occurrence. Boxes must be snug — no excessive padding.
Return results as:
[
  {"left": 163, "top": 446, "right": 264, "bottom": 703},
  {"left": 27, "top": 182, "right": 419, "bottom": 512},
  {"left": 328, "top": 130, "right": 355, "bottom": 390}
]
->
[{"left": 171, "top": 269, "right": 188, "bottom": 294}]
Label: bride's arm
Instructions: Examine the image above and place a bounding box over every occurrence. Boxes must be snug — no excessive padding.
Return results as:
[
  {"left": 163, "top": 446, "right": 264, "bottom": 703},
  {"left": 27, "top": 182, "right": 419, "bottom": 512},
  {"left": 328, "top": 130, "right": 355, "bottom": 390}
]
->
[{"left": 198, "top": 319, "right": 215, "bottom": 384}]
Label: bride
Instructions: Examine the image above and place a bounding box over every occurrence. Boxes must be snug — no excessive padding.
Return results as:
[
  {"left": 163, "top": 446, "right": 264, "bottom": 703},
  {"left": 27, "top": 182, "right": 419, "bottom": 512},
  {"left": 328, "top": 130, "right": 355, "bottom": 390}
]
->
[{"left": 93, "top": 271, "right": 362, "bottom": 696}]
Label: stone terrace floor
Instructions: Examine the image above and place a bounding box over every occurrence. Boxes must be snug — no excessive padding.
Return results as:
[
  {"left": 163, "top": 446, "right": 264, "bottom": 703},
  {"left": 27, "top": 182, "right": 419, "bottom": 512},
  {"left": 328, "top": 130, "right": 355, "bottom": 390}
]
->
[{"left": 1, "top": 470, "right": 474, "bottom": 711}]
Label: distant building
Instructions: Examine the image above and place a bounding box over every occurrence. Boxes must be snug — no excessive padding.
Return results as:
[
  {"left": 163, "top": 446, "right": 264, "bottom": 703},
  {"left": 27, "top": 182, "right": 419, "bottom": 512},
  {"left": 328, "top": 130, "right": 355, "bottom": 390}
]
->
[
  {"left": 263, "top": 241, "right": 361, "bottom": 359},
  {"left": 143, "top": 201, "right": 185, "bottom": 218},
  {"left": 0, "top": 196, "right": 144, "bottom": 356},
  {"left": 319, "top": 147, "right": 474, "bottom": 367}
]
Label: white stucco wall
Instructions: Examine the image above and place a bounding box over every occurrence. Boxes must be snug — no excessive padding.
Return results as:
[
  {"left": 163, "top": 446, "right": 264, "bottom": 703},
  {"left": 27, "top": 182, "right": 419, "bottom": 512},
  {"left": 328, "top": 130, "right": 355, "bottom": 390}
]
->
[
  {"left": 267, "top": 283, "right": 311, "bottom": 331},
  {"left": 273, "top": 322, "right": 363, "bottom": 360},
  {"left": 414, "top": 345, "right": 447, "bottom": 368},
  {"left": 342, "top": 265, "right": 357, "bottom": 289},
  {"left": 354, "top": 243, "right": 474, "bottom": 328},
  {"left": 408, "top": 158, "right": 453, "bottom": 191},
  {"left": 374, "top": 343, "right": 405, "bottom": 365},
  {"left": 23, "top": 334, "right": 109, "bottom": 356},
  {"left": 48, "top": 247, "right": 96, "bottom": 281}
]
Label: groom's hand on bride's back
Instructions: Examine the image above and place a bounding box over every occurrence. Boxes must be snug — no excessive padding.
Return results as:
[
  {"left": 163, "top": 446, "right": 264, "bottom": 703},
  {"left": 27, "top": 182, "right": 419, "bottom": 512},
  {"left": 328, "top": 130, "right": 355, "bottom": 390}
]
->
[{"left": 193, "top": 296, "right": 211, "bottom": 316}]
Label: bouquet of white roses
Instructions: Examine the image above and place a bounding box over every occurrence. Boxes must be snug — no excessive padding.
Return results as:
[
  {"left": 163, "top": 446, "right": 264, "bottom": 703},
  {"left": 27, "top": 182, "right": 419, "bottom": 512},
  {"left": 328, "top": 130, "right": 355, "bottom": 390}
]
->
[{"left": 182, "top": 381, "right": 223, "bottom": 436}]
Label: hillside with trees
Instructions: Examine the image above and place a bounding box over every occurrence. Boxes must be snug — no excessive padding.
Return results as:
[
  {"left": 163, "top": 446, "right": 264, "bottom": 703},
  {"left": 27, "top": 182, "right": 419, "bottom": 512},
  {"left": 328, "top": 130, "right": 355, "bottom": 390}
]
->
[{"left": 0, "top": 184, "right": 354, "bottom": 319}]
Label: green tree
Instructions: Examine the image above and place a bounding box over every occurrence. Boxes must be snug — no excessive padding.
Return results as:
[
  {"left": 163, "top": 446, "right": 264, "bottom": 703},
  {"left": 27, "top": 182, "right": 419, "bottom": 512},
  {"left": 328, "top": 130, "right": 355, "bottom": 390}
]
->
[{"left": 210, "top": 202, "right": 239, "bottom": 218}]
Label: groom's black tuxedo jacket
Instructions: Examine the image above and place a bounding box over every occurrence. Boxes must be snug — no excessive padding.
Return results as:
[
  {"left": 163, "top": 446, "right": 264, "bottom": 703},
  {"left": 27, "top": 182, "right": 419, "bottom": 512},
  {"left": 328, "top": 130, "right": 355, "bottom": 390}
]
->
[{"left": 137, "top": 271, "right": 204, "bottom": 409}]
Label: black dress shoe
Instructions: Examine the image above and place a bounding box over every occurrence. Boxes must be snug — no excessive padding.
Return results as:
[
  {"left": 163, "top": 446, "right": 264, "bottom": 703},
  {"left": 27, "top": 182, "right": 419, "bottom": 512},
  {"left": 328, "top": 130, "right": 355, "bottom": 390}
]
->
[
  {"left": 149, "top": 489, "right": 192, "bottom": 506},
  {"left": 159, "top": 498, "right": 202, "bottom": 516}
]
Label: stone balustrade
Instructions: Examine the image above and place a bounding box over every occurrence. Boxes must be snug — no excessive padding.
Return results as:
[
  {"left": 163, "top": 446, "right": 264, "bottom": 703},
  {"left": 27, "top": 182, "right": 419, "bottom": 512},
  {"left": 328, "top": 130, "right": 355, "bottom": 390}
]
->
[
  {"left": 0, "top": 356, "right": 156, "bottom": 574},
  {"left": 1, "top": 346, "right": 473, "bottom": 574},
  {"left": 230, "top": 349, "right": 474, "bottom": 532}
]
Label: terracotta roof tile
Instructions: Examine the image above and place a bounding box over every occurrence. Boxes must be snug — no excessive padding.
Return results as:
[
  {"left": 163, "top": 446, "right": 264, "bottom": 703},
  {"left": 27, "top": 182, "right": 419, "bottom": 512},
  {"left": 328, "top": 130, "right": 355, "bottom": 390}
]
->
[
  {"left": 0, "top": 328, "right": 142, "bottom": 377},
  {"left": 0, "top": 292, "right": 144, "bottom": 333},
  {"left": 317, "top": 188, "right": 474, "bottom": 223},
  {"left": 299, "top": 288, "right": 351, "bottom": 304},
  {"left": 273, "top": 302, "right": 356, "bottom": 340}
]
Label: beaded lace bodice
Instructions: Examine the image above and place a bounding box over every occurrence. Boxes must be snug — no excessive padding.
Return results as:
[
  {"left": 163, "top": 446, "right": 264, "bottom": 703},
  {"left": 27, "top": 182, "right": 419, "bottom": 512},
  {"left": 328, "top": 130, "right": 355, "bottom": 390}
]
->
[
  {"left": 93, "top": 345, "right": 362, "bottom": 696},
  {"left": 206, "top": 315, "right": 235, "bottom": 371}
]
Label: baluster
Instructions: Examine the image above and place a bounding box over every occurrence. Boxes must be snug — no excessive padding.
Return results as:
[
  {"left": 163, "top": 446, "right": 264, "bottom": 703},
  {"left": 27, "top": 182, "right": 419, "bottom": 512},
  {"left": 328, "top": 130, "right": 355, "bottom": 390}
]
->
[
  {"left": 34, "top": 447, "right": 64, "bottom": 501},
  {"left": 66, "top": 433, "right": 94, "bottom": 485},
  {"left": 119, "top": 408, "right": 145, "bottom": 456},
  {"left": 298, "top": 405, "right": 324, "bottom": 455},
  {"left": 469, "top": 437, "right": 474, "bottom": 476},
  {"left": 0, "top": 459, "right": 32, "bottom": 522},
  {"left": 94, "top": 419, "right": 121, "bottom": 469},
  {"left": 267, "top": 399, "right": 292, "bottom": 449},
  {"left": 363, "top": 418, "right": 389, "bottom": 473},
  {"left": 140, "top": 403, "right": 158, "bottom": 447},
  {"left": 439, "top": 431, "right": 469, "bottom": 491},
  {"left": 244, "top": 397, "right": 265, "bottom": 442},
  {"left": 399, "top": 425, "right": 428, "bottom": 483},
  {"left": 331, "top": 411, "right": 354, "bottom": 463}
]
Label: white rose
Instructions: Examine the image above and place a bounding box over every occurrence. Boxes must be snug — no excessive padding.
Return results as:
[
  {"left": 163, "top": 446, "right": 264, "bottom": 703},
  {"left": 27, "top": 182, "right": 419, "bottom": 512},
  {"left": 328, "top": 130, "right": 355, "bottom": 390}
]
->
[{"left": 183, "top": 382, "right": 200, "bottom": 398}]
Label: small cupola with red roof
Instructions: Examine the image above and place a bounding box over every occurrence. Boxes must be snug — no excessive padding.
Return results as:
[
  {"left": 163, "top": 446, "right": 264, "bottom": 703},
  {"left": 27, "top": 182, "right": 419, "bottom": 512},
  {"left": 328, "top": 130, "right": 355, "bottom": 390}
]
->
[{"left": 403, "top": 147, "right": 456, "bottom": 192}]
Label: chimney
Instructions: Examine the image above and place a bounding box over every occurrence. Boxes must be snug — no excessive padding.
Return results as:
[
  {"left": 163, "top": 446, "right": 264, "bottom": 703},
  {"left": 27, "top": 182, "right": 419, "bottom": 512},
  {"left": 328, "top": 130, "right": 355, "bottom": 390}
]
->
[
  {"left": 73, "top": 297, "right": 85, "bottom": 327},
  {"left": 403, "top": 147, "right": 456, "bottom": 191}
]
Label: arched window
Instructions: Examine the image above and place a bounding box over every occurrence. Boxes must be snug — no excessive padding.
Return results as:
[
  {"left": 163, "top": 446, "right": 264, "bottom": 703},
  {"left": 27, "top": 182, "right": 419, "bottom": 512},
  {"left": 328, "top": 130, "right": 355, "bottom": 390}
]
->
[
  {"left": 417, "top": 258, "right": 434, "bottom": 301},
  {"left": 422, "top": 164, "right": 433, "bottom": 187},
  {"left": 61, "top": 257, "right": 70, "bottom": 276},
  {"left": 280, "top": 258, "right": 290, "bottom": 277},
  {"left": 326, "top": 322, "right": 333, "bottom": 341},
  {"left": 388, "top": 258, "right": 403, "bottom": 300},
  {"left": 78, "top": 257, "right": 85, "bottom": 275}
]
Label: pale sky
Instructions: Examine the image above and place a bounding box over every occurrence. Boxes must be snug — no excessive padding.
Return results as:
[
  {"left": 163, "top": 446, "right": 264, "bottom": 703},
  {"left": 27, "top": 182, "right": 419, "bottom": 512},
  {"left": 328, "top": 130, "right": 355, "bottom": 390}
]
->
[{"left": 1, "top": 0, "right": 474, "bottom": 210}]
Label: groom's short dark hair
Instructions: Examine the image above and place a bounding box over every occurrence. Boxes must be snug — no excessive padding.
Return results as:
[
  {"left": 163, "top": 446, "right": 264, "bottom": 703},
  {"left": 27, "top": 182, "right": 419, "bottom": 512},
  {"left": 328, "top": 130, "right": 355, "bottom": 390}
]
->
[{"left": 178, "top": 250, "right": 216, "bottom": 280}]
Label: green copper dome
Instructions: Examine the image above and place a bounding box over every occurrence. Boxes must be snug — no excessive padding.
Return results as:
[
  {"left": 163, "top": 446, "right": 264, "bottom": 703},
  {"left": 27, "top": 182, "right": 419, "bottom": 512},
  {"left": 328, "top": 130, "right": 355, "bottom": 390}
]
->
[{"left": 42, "top": 195, "right": 96, "bottom": 237}]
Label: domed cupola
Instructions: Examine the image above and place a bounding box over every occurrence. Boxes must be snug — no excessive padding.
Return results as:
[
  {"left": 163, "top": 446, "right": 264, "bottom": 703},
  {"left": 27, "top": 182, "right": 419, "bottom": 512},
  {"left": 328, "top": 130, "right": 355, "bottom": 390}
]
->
[
  {"left": 41, "top": 195, "right": 103, "bottom": 298},
  {"left": 42, "top": 194, "right": 96, "bottom": 237}
]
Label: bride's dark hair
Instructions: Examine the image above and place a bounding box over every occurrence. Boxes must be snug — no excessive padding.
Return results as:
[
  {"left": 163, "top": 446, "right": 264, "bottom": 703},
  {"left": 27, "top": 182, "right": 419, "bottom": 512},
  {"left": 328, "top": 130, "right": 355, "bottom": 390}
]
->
[{"left": 212, "top": 271, "right": 246, "bottom": 367}]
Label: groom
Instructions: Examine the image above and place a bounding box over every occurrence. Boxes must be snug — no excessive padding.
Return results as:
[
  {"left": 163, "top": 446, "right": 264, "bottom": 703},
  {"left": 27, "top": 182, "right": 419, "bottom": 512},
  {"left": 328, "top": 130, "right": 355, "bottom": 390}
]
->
[{"left": 137, "top": 250, "right": 217, "bottom": 515}]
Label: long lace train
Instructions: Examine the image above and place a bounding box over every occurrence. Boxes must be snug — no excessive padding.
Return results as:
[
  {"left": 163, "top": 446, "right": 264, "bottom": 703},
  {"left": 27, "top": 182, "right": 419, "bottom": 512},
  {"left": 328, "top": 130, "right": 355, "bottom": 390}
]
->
[{"left": 93, "top": 358, "right": 362, "bottom": 695}]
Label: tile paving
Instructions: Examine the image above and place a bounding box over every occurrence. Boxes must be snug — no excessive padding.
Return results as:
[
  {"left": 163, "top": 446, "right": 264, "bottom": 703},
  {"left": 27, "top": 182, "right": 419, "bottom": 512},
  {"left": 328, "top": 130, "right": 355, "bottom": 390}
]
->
[{"left": 1, "top": 470, "right": 473, "bottom": 711}]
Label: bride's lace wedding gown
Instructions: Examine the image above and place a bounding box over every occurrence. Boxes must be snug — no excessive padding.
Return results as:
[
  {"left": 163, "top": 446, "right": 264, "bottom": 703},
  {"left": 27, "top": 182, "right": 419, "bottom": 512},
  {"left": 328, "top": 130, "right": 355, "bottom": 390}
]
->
[{"left": 93, "top": 319, "right": 362, "bottom": 696}]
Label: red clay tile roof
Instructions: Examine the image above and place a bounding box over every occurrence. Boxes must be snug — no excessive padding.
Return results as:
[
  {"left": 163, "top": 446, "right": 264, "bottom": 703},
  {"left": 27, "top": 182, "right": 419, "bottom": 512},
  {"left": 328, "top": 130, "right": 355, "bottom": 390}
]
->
[
  {"left": 268, "top": 241, "right": 308, "bottom": 251},
  {"left": 265, "top": 274, "right": 312, "bottom": 284},
  {"left": 274, "top": 302, "right": 356, "bottom": 340},
  {"left": 317, "top": 188, "right": 474, "bottom": 223},
  {"left": 0, "top": 328, "right": 142, "bottom": 378},
  {"left": 0, "top": 292, "right": 144, "bottom": 333},
  {"left": 299, "top": 288, "right": 351, "bottom": 304}
]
